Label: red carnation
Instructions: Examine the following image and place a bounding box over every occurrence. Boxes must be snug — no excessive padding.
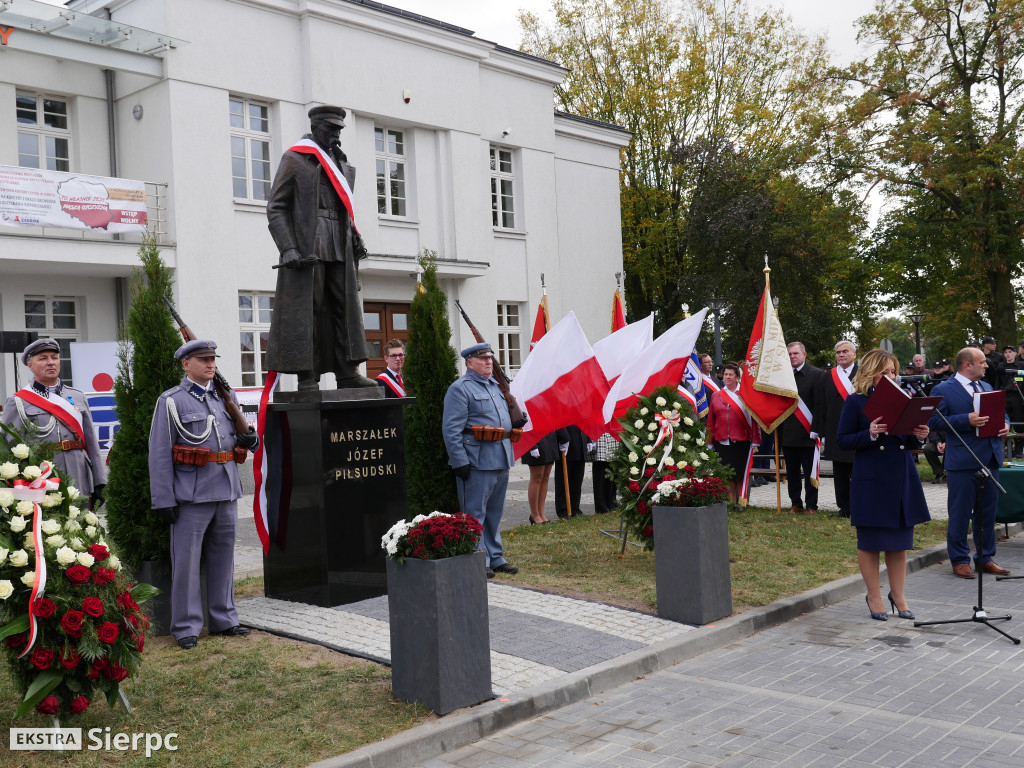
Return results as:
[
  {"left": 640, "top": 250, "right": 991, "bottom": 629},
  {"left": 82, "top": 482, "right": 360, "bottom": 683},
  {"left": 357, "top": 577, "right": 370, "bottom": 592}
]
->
[
  {"left": 628, "top": 481, "right": 640, "bottom": 493},
  {"left": 65, "top": 564, "right": 91, "bottom": 585},
  {"left": 132, "top": 633, "right": 146, "bottom": 652},
  {"left": 60, "top": 648, "right": 82, "bottom": 669},
  {"left": 105, "top": 661, "right": 129, "bottom": 682},
  {"left": 60, "top": 610, "right": 85, "bottom": 638},
  {"left": 661, "top": 475, "right": 676, "bottom": 482},
  {"left": 644, "top": 467, "right": 655, "bottom": 477},
  {"left": 82, "top": 596, "right": 105, "bottom": 618},
  {"left": 30, "top": 648, "right": 54, "bottom": 670},
  {"left": 642, "top": 524, "right": 654, "bottom": 537},
  {"left": 92, "top": 567, "right": 116, "bottom": 586},
  {"left": 5, "top": 632, "right": 26, "bottom": 649},
  {"left": 36, "top": 696, "right": 60, "bottom": 715},
  {"left": 116, "top": 592, "right": 139, "bottom": 613},
  {"left": 97, "top": 622, "right": 120, "bottom": 644},
  {"left": 637, "top": 502, "right": 650, "bottom": 515},
  {"left": 88, "top": 544, "right": 110, "bottom": 561},
  {"left": 69, "top": 696, "right": 91, "bottom": 715},
  {"left": 31, "top": 597, "right": 57, "bottom": 619}
]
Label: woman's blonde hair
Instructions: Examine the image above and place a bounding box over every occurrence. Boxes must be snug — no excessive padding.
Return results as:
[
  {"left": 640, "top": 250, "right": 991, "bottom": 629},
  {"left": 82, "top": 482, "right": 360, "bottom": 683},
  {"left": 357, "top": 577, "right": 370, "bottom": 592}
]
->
[{"left": 852, "top": 348, "right": 899, "bottom": 396}]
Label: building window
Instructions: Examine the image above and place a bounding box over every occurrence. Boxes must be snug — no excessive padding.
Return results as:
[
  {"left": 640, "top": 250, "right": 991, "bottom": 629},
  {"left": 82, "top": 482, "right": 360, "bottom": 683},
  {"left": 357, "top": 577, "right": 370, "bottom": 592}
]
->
[
  {"left": 24, "top": 296, "right": 79, "bottom": 382},
  {"left": 16, "top": 92, "right": 70, "bottom": 172},
  {"left": 230, "top": 97, "right": 272, "bottom": 201},
  {"left": 489, "top": 146, "right": 515, "bottom": 229},
  {"left": 239, "top": 292, "right": 273, "bottom": 387},
  {"left": 496, "top": 303, "right": 522, "bottom": 373},
  {"left": 375, "top": 127, "right": 407, "bottom": 217}
]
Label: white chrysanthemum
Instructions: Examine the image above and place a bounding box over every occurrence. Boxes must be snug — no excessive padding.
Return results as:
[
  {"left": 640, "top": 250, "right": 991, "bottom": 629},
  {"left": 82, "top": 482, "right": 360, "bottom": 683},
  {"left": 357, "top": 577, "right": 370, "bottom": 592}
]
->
[
  {"left": 20, "top": 571, "right": 34, "bottom": 588},
  {"left": 41, "top": 492, "right": 62, "bottom": 508},
  {"left": 77, "top": 552, "right": 95, "bottom": 568},
  {"left": 8, "top": 516, "right": 26, "bottom": 533},
  {"left": 673, "top": 401, "right": 681, "bottom": 409},
  {"left": 664, "top": 457, "right": 676, "bottom": 467},
  {"left": 0, "top": 489, "right": 13, "bottom": 508},
  {"left": 64, "top": 519, "right": 82, "bottom": 533},
  {"left": 11, "top": 443, "right": 30, "bottom": 460},
  {"left": 84, "top": 512, "right": 99, "bottom": 526},
  {"left": 0, "top": 580, "right": 12, "bottom": 600},
  {"left": 0, "top": 462, "right": 19, "bottom": 480},
  {"left": 630, "top": 467, "right": 639, "bottom": 476},
  {"left": 643, "top": 444, "right": 653, "bottom": 453},
  {"left": 655, "top": 396, "right": 667, "bottom": 407},
  {"left": 70, "top": 537, "right": 86, "bottom": 552},
  {"left": 693, "top": 460, "right": 701, "bottom": 468},
  {"left": 68, "top": 505, "right": 80, "bottom": 519},
  {"left": 699, "top": 452, "right": 709, "bottom": 461},
  {"left": 45, "top": 535, "right": 66, "bottom": 548},
  {"left": 647, "top": 423, "right": 658, "bottom": 431},
  {"left": 85, "top": 526, "right": 97, "bottom": 538},
  {"left": 108, "top": 554, "right": 121, "bottom": 571},
  {"left": 56, "top": 546, "right": 77, "bottom": 566},
  {"left": 22, "top": 465, "right": 41, "bottom": 480},
  {"left": 640, "top": 407, "right": 649, "bottom": 416},
  {"left": 628, "top": 452, "right": 638, "bottom": 462},
  {"left": 40, "top": 519, "right": 61, "bottom": 535},
  {"left": 682, "top": 433, "right": 692, "bottom": 441},
  {"left": 9, "top": 550, "right": 28, "bottom": 567},
  {"left": 695, "top": 438, "right": 705, "bottom": 447},
  {"left": 67, "top": 486, "right": 80, "bottom": 500},
  {"left": 16, "top": 500, "right": 34, "bottom": 516},
  {"left": 633, "top": 419, "right": 644, "bottom": 429},
  {"left": 683, "top": 417, "right": 694, "bottom": 427},
  {"left": 647, "top": 457, "right": 657, "bottom": 465}
]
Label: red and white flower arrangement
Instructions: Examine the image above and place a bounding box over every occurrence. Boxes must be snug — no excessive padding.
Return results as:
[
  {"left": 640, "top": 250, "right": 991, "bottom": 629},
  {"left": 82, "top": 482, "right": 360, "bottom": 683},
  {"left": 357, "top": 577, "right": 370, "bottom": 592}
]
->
[{"left": 381, "top": 512, "right": 483, "bottom": 563}]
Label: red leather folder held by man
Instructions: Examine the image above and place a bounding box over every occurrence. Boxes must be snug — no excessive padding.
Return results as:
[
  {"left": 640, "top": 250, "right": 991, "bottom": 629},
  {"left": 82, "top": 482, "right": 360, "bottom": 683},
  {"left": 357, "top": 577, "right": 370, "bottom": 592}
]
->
[
  {"left": 974, "top": 389, "right": 1007, "bottom": 438},
  {"left": 862, "top": 375, "right": 941, "bottom": 435}
]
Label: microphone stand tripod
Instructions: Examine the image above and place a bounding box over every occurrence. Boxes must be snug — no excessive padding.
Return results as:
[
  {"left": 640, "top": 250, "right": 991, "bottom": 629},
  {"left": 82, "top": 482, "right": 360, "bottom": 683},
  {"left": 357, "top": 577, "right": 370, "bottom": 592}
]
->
[{"left": 913, "top": 406, "right": 1019, "bottom": 644}]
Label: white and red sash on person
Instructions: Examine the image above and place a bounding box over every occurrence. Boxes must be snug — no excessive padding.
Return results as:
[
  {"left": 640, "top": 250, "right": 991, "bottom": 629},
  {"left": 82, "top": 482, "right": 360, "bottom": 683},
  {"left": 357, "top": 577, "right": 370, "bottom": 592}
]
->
[
  {"left": 289, "top": 138, "right": 360, "bottom": 234},
  {"left": 831, "top": 367, "right": 854, "bottom": 400},
  {"left": 376, "top": 370, "right": 405, "bottom": 398},
  {"left": 702, "top": 375, "right": 721, "bottom": 394},
  {"left": 794, "top": 396, "right": 821, "bottom": 488},
  {"left": 719, "top": 386, "right": 752, "bottom": 427},
  {"left": 719, "top": 386, "right": 755, "bottom": 506},
  {"left": 15, "top": 388, "right": 86, "bottom": 443}
]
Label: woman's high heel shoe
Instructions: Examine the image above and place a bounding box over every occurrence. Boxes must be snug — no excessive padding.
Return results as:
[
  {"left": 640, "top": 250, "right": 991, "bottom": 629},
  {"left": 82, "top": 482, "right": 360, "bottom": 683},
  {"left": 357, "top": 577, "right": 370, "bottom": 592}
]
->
[
  {"left": 887, "top": 591, "right": 915, "bottom": 620},
  {"left": 866, "top": 594, "right": 887, "bottom": 621}
]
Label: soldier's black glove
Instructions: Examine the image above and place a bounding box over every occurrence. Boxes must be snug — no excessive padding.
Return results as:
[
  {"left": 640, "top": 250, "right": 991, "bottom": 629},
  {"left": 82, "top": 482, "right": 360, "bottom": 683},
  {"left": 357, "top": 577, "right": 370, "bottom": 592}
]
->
[
  {"left": 453, "top": 464, "right": 471, "bottom": 480},
  {"left": 511, "top": 415, "right": 528, "bottom": 429},
  {"left": 155, "top": 506, "right": 179, "bottom": 524},
  {"left": 90, "top": 484, "right": 106, "bottom": 510},
  {"left": 236, "top": 429, "right": 259, "bottom": 451},
  {"left": 353, "top": 231, "right": 369, "bottom": 260}
]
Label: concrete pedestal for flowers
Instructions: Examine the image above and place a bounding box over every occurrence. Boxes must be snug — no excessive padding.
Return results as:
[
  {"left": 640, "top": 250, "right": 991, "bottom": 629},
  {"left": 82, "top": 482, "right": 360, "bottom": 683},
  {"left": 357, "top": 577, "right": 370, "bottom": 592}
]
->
[
  {"left": 386, "top": 550, "right": 491, "bottom": 714},
  {"left": 653, "top": 502, "right": 732, "bottom": 625}
]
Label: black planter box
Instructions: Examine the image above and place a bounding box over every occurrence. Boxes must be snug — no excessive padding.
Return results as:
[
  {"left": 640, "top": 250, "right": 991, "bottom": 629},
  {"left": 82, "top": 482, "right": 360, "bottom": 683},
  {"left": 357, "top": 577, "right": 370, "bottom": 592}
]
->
[{"left": 386, "top": 551, "right": 492, "bottom": 715}]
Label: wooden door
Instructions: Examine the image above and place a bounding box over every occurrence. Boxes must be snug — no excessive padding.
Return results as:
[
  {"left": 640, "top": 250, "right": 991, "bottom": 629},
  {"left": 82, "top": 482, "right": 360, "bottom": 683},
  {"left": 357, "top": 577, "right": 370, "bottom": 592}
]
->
[{"left": 364, "top": 302, "right": 411, "bottom": 377}]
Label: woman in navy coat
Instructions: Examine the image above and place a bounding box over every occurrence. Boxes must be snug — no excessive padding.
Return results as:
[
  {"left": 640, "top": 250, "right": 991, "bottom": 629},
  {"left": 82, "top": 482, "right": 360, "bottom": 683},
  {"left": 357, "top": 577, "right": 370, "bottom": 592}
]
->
[{"left": 836, "top": 349, "right": 931, "bottom": 621}]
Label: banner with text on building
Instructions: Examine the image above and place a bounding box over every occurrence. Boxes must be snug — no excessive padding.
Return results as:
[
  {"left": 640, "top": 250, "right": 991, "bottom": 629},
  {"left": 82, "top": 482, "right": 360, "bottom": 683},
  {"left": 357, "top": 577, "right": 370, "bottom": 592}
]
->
[{"left": 0, "top": 164, "right": 148, "bottom": 234}]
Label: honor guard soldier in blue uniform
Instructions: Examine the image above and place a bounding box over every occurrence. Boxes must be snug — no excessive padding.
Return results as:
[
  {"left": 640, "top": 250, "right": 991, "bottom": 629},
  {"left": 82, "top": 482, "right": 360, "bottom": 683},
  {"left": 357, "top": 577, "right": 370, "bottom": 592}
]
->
[
  {"left": 1, "top": 338, "right": 107, "bottom": 508},
  {"left": 148, "top": 340, "right": 259, "bottom": 649},
  {"left": 442, "top": 342, "right": 523, "bottom": 578}
]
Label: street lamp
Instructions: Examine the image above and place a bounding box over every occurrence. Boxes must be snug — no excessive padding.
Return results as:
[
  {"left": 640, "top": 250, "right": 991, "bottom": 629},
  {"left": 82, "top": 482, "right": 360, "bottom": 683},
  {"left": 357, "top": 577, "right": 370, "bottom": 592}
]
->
[
  {"left": 908, "top": 312, "right": 925, "bottom": 356},
  {"left": 708, "top": 297, "right": 727, "bottom": 366}
]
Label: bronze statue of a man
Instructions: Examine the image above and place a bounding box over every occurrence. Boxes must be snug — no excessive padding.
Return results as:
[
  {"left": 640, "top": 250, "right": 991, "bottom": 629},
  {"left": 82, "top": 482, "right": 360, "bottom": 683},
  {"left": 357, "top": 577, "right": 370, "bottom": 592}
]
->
[{"left": 266, "top": 105, "right": 376, "bottom": 390}]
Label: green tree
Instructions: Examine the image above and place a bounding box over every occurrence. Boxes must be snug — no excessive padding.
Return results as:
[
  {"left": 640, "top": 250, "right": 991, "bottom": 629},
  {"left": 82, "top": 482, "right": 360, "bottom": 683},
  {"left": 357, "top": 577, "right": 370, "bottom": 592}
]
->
[
  {"left": 105, "top": 235, "right": 183, "bottom": 569},
  {"left": 404, "top": 251, "right": 460, "bottom": 515},
  {"left": 816, "top": 0, "right": 1024, "bottom": 344}
]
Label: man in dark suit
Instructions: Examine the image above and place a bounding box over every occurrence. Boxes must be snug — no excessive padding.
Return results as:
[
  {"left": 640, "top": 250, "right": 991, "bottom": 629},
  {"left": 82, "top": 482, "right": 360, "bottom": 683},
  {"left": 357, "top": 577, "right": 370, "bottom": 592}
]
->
[
  {"left": 375, "top": 339, "right": 406, "bottom": 398},
  {"left": 929, "top": 347, "right": 1011, "bottom": 579},
  {"left": 813, "top": 340, "right": 858, "bottom": 518},
  {"left": 780, "top": 342, "right": 822, "bottom": 513}
]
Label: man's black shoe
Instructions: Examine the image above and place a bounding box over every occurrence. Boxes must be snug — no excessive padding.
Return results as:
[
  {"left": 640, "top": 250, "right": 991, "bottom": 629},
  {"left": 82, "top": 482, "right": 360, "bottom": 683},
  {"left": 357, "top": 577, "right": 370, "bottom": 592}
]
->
[
  {"left": 210, "top": 626, "right": 250, "bottom": 637},
  {"left": 178, "top": 636, "right": 198, "bottom": 650},
  {"left": 493, "top": 563, "right": 519, "bottom": 575},
  {"left": 829, "top": 512, "right": 850, "bottom": 519},
  {"left": 486, "top": 568, "right": 495, "bottom": 579}
]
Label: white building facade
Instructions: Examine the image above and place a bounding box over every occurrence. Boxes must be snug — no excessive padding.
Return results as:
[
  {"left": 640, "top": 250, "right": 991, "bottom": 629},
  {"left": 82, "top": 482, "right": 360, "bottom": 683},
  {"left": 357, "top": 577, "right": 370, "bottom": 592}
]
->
[{"left": 0, "top": 0, "right": 629, "bottom": 397}]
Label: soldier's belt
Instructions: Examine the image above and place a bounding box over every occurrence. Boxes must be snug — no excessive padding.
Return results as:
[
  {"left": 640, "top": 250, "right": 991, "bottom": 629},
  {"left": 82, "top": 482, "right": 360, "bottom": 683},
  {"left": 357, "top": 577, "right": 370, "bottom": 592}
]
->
[
  {"left": 43, "top": 440, "right": 86, "bottom": 451},
  {"left": 173, "top": 445, "right": 247, "bottom": 466},
  {"left": 464, "top": 426, "right": 523, "bottom": 443},
  {"left": 317, "top": 208, "right": 341, "bottom": 220}
]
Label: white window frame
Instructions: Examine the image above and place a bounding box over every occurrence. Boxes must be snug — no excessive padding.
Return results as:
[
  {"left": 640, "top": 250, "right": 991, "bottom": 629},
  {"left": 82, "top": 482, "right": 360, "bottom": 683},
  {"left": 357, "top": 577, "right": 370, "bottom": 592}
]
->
[
  {"left": 238, "top": 291, "right": 274, "bottom": 387},
  {"left": 230, "top": 97, "right": 272, "bottom": 202},
  {"left": 496, "top": 302, "right": 523, "bottom": 374},
  {"left": 489, "top": 145, "right": 517, "bottom": 230},
  {"left": 16, "top": 91, "right": 71, "bottom": 172},
  {"left": 24, "top": 296, "right": 80, "bottom": 382},
  {"left": 375, "top": 126, "right": 409, "bottom": 218}
]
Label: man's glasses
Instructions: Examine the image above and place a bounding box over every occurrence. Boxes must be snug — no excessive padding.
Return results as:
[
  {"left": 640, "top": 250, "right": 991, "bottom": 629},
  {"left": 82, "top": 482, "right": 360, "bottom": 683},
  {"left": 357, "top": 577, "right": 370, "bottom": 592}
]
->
[{"left": 387, "top": 353, "right": 405, "bottom": 359}]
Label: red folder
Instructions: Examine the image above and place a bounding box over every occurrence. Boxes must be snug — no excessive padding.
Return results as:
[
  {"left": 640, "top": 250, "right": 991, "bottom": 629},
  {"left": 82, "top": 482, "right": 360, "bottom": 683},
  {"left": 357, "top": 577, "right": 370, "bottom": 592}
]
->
[
  {"left": 862, "top": 375, "right": 941, "bottom": 435},
  {"left": 974, "top": 389, "right": 1007, "bottom": 438}
]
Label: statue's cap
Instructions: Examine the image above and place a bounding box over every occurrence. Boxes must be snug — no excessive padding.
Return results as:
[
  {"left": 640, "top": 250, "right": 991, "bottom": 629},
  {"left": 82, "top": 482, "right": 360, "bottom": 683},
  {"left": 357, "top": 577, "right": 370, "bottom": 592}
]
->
[
  {"left": 22, "top": 338, "right": 60, "bottom": 365},
  {"left": 175, "top": 339, "right": 219, "bottom": 361},
  {"left": 461, "top": 342, "right": 493, "bottom": 360},
  {"left": 308, "top": 105, "right": 346, "bottom": 128}
]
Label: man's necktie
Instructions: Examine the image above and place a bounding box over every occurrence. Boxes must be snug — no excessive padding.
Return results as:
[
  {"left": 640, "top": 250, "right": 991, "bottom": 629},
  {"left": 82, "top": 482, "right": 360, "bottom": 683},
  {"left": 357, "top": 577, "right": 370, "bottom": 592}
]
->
[{"left": 972, "top": 381, "right": 982, "bottom": 393}]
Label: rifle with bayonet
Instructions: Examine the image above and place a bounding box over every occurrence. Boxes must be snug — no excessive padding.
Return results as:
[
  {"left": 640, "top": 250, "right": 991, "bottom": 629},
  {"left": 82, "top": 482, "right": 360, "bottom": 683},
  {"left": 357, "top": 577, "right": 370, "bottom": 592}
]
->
[
  {"left": 454, "top": 299, "right": 526, "bottom": 425},
  {"left": 163, "top": 297, "right": 256, "bottom": 439}
]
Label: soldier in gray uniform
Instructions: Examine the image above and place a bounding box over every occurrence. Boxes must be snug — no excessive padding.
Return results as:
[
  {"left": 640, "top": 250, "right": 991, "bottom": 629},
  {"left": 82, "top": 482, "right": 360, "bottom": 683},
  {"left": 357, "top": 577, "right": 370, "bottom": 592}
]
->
[
  {"left": 148, "top": 340, "right": 258, "bottom": 650},
  {"left": 1, "top": 338, "right": 106, "bottom": 507},
  {"left": 442, "top": 342, "right": 522, "bottom": 578}
]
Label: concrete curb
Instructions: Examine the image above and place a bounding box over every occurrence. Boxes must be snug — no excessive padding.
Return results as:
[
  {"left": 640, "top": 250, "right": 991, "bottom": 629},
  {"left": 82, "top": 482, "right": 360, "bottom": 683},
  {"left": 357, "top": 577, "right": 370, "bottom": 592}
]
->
[{"left": 304, "top": 535, "right": 987, "bottom": 768}]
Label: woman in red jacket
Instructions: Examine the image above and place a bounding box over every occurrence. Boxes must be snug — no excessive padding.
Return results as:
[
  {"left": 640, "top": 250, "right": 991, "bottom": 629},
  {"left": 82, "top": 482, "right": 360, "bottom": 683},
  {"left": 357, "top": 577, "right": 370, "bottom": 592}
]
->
[{"left": 705, "top": 362, "right": 759, "bottom": 502}]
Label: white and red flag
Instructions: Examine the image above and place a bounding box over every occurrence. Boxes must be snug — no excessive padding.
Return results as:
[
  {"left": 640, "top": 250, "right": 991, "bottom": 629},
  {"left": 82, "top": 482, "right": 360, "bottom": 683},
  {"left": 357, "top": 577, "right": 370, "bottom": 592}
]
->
[
  {"left": 592, "top": 313, "right": 654, "bottom": 385},
  {"left": 601, "top": 309, "right": 708, "bottom": 429},
  {"left": 510, "top": 312, "right": 610, "bottom": 458},
  {"left": 739, "top": 269, "right": 797, "bottom": 432}
]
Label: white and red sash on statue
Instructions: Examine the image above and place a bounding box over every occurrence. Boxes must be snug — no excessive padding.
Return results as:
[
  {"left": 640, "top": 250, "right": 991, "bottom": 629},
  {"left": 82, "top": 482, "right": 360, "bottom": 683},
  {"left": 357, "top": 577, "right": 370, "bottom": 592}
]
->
[
  {"left": 15, "top": 388, "right": 86, "bottom": 443},
  {"left": 376, "top": 370, "right": 405, "bottom": 398},
  {"left": 719, "top": 386, "right": 755, "bottom": 505},
  {"left": 794, "top": 396, "right": 821, "bottom": 488},
  {"left": 289, "top": 138, "right": 360, "bottom": 234}
]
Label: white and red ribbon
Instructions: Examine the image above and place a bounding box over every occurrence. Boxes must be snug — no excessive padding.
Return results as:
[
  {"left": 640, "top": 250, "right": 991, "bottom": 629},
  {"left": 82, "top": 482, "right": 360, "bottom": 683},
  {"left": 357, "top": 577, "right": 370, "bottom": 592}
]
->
[
  {"left": 794, "top": 396, "right": 821, "bottom": 489},
  {"left": 10, "top": 462, "right": 56, "bottom": 657},
  {"left": 639, "top": 411, "right": 679, "bottom": 495},
  {"left": 252, "top": 371, "right": 280, "bottom": 556},
  {"left": 14, "top": 389, "right": 85, "bottom": 443}
]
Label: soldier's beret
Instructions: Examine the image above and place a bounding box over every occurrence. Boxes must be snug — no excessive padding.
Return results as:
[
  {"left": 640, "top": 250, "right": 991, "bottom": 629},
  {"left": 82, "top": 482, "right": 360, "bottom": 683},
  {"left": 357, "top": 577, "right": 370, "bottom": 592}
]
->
[
  {"left": 21, "top": 338, "right": 60, "bottom": 366},
  {"left": 175, "top": 339, "right": 219, "bottom": 361},
  {"left": 461, "top": 342, "right": 493, "bottom": 360},
  {"left": 308, "top": 105, "right": 346, "bottom": 128}
]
